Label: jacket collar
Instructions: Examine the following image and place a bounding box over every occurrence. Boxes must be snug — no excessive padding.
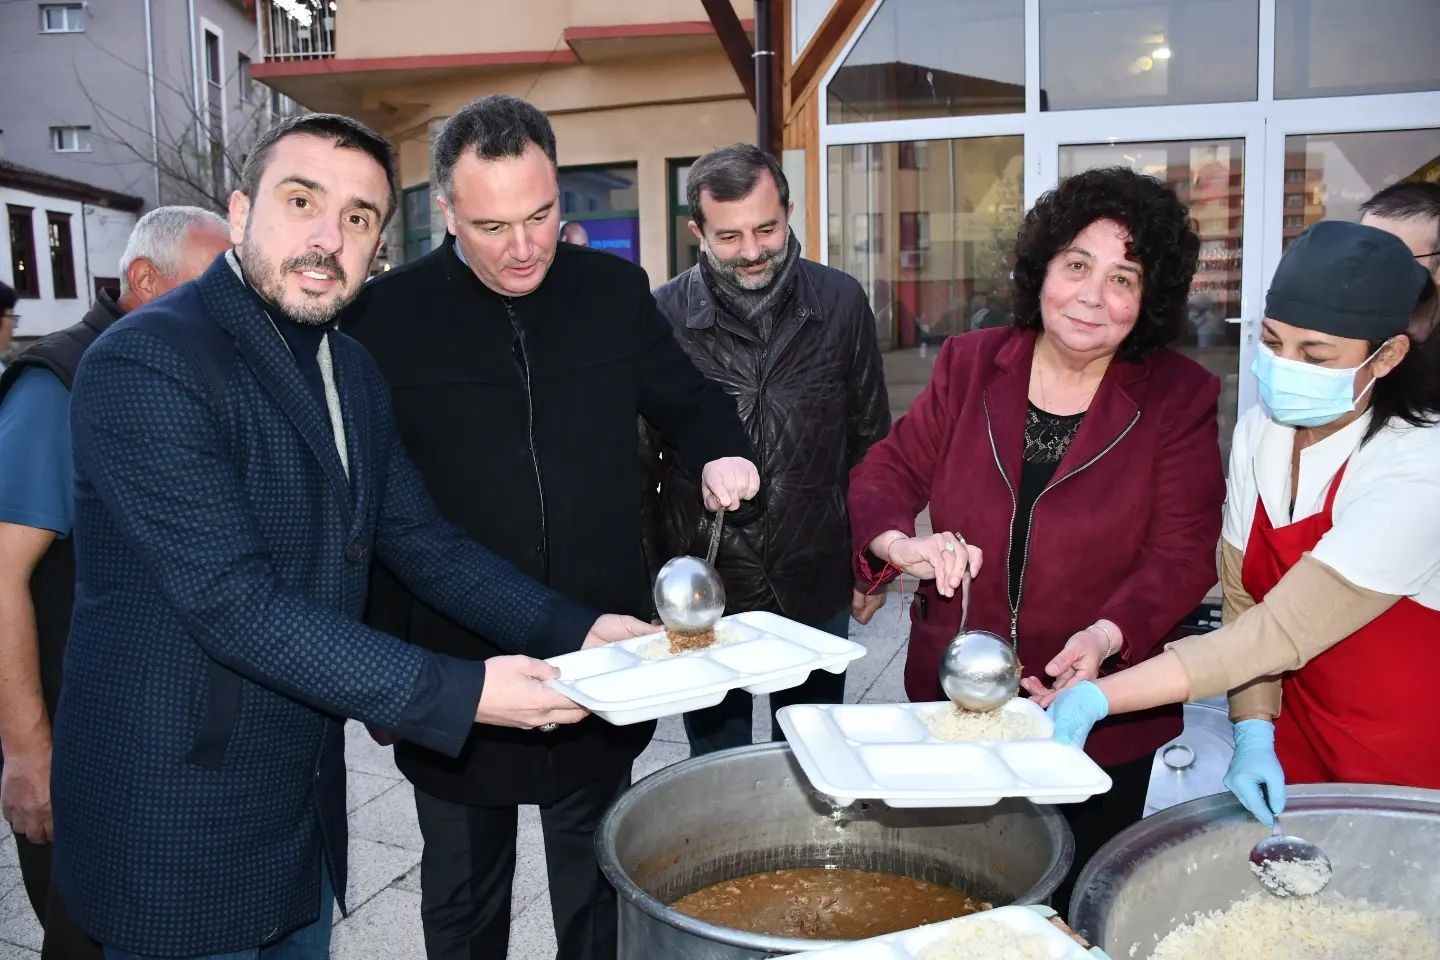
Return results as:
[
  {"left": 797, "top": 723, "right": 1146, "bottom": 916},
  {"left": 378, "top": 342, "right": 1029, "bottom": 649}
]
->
[
  {"left": 985, "top": 327, "right": 1148, "bottom": 486},
  {"left": 82, "top": 288, "right": 125, "bottom": 336},
  {"left": 682, "top": 260, "right": 820, "bottom": 362},
  {"left": 195, "top": 254, "right": 356, "bottom": 519}
]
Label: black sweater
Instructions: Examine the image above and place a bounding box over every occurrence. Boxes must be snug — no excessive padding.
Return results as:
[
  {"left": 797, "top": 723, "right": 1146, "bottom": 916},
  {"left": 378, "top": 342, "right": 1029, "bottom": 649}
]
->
[{"left": 344, "top": 238, "right": 753, "bottom": 804}]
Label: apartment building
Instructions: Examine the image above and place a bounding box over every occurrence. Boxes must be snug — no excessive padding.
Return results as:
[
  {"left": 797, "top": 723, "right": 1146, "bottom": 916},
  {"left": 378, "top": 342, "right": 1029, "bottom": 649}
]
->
[{"left": 0, "top": 0, "right": 300, "bottom": 216}]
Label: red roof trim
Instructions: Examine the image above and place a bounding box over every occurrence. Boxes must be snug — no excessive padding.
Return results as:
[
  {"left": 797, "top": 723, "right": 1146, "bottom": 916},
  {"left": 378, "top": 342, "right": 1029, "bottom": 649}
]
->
[
  {"left": 562, "top": 18, "right": 754, "bottom": 42},
  {"left": 251, "top": 48, "right": 579, "bottom": 79}
]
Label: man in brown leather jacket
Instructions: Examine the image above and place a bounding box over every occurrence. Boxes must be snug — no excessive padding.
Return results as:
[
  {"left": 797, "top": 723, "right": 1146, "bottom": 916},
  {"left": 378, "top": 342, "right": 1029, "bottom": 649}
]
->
[{"left": 649, "top": 144, "right": 891, "bottom": 754}]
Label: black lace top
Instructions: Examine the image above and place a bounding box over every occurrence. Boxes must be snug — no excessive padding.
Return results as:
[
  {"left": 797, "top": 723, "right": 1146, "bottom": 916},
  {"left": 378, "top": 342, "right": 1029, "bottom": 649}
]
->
[{"left": 1008, "top": 403, "right": 1087, "bottom": 609}]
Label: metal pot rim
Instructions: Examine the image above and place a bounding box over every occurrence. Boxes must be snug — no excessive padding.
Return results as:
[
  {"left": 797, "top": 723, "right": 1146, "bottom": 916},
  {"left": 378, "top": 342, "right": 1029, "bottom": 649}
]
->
[
  {"left": 1069, "top": 782, "right": 1440, "bottom": 939},
  {"left": 599, "top": 741, "right": 1077, "bottom": 953}
]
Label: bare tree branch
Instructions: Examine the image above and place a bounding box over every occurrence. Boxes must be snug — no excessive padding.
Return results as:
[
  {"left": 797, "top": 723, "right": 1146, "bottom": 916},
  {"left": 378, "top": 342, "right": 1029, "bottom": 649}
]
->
[{"left": 69, "top": 35, "right": 297, "bottom": 211}]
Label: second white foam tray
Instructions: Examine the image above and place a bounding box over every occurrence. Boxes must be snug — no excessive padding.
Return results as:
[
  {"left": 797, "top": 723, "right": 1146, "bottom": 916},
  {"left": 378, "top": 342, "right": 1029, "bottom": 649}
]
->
[{"left": 776, "top": 699, "right": 1113, "bottom": 807}]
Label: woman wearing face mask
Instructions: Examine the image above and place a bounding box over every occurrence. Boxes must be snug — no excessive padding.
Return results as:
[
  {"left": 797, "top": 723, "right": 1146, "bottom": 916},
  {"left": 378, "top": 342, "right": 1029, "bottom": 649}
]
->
[{"left": 1045, "top": 220, "right": 1440, "bottom": 825}]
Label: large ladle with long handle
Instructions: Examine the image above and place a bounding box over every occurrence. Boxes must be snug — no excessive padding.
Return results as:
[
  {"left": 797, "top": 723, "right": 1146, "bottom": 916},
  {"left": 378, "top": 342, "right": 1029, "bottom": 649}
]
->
[
  {"left": 937, "top": 539, "right": 1020, "bottom": 712},
  {"left": 653, "top": 509, "right": 726, "bottom": 635}
]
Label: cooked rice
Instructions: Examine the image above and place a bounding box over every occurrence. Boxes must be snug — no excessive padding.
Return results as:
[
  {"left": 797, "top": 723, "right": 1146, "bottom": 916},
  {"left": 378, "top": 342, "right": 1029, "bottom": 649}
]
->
[
  {"left": 921, "top": 704, "right": 1042, "bottom": 741},
  {"left": 914, "top": 917, "right": 1055, "bottom": 960},
  {"left": 1150, "top": 892, "right": 1440, "bottom": 960},
  {"left": 1249, "top": 855, "right": 1330, "bottom": 897}
]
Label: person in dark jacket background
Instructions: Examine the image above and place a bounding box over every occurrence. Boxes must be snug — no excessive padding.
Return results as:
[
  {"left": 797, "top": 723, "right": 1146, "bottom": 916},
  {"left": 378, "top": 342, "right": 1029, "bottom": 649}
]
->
[
  {"left": 647, "top": 144, "right": 890, "bottom": 755},
  {"left": 345, "top": 96, "right": 758, "bottom": 960},
  {"left": 0, "top": 205, "right": 230, "bottom": 960}
]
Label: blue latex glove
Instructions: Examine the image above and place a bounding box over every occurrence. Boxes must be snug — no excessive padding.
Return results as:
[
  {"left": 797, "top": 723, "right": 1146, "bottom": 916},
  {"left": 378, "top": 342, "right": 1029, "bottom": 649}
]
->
[
  {"left": 1224, "top": 719, "right": 1287, "bottom": 826},
  {"left": 1046, "top": 681, "right": 1110, "bottom": 749}
]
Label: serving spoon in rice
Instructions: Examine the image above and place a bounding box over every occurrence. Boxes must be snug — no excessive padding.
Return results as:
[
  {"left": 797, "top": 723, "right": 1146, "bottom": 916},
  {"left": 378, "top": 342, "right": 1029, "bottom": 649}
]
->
[{"left": 1249, "top": 815, "right": 1333, "bottom": 898}]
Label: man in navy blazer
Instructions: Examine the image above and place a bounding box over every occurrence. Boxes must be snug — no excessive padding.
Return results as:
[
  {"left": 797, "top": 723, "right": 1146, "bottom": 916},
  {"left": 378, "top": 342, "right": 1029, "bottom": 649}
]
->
[{"left": 51, "top": 114, "right": 648, "bottom": 960}]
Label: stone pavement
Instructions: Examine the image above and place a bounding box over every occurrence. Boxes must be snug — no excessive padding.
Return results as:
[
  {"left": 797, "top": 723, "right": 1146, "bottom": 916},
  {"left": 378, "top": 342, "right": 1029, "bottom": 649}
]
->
[{"left": 0, "top": 596, "right": 917, "bottom": 960}]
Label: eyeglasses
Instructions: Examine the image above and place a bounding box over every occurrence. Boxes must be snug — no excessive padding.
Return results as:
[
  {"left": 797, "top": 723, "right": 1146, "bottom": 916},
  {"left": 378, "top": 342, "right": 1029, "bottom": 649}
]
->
[{"left": 1417, "top": 251, "right": 1440, "bottom": 261}]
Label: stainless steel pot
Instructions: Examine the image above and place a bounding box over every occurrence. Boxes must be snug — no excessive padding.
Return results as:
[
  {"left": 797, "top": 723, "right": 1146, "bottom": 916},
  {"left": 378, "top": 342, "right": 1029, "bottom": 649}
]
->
[
  {"left": 598, "top": 742, "right": 1074, "bottom": 960},
  {"left": 1071, "top": 784, "right": 1440, "bottom": 959},
  {"left": 1142, "top": 698, "right": 1234, "bottom": 817}
]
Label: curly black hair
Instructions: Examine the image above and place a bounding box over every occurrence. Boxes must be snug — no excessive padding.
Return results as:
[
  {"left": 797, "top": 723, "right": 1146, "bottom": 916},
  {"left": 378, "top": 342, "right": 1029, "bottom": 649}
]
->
[{"left": 1011, "top": 166, "right": 1201, "bottom": 363}]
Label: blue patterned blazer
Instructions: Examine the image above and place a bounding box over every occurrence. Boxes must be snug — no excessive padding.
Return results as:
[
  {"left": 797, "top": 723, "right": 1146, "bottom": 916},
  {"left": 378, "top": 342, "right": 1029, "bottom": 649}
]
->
[{"left": 52, "top": 256, "right": 596, "bottom": 955}]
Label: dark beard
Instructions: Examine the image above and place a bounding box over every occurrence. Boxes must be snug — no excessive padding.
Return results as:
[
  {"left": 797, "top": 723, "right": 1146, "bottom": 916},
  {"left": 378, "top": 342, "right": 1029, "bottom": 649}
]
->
[
  {"left": 702, "top": 244, "right": 783, "bottom": 291},
  {"left": 240, "top": 221, "right": 352, "bottom": 327}
]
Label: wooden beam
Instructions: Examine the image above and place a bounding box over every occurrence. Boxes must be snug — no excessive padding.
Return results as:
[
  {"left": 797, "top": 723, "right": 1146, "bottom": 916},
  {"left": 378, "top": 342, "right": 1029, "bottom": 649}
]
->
[
  {"left": 789, "top": 0, "right": 873, "bottom": 109},
  {"left": 700, "top": 0, "right": 757, "bottom": 106}
]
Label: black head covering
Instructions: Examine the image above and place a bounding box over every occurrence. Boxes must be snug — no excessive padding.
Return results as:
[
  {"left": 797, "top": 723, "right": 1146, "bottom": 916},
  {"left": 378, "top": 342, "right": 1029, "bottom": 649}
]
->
[{"left": 1265, "top": 220, "right": 1431, "bottom": 340}]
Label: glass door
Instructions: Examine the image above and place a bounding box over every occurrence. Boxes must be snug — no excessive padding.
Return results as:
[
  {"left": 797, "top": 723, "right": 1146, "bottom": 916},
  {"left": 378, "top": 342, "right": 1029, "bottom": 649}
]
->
[{"left": 1032, "top": 114, "right": 1267, "bottom": 460}]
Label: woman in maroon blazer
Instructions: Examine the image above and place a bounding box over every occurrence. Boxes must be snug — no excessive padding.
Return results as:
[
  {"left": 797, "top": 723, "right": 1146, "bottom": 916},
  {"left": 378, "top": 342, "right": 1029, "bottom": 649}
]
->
[{"left": 848, "top": 167, "right": 1225, "bottom": 905}]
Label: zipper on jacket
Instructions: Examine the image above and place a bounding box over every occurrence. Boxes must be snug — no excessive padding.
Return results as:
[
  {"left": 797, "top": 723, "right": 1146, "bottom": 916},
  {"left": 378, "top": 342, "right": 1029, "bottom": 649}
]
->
[
  {"left": 984, "top": 395, "right": 1140, "bottom": 645},
  {"left": 503, "top": 301, "right": 549, "bottom": 576}
]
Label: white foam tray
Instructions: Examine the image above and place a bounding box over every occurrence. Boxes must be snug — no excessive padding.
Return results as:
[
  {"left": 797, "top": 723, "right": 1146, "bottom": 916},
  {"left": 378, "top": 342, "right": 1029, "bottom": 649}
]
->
[
  {"left": 544, "top": 611, "right": 866, "bottom": 725},
  {"left": 776, "top": 700, "right": 1112, "bottom": 807},
  {"left": 796, "top": 905, "right": 1108, "bottom": 960}
]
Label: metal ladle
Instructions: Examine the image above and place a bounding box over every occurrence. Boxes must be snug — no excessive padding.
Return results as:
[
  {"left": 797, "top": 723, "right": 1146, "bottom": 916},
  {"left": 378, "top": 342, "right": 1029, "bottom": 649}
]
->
[
  {"left": 653, "top": 509, "right": 726, "bottom": 635},
  {"left": 938, "top": 543, "right": 1020, "bottom": 712},
  {"left": 1249, "top": 814, "right": 1333, "bottom": 897}
]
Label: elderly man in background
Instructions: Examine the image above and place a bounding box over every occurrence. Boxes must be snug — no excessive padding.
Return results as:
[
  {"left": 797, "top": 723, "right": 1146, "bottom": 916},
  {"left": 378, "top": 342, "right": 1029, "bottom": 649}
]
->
[
  {"left": 0, "top": 205, "right": 230, "bottom": 959},
  {"left": 647, "top": 143, "right": 891, "bottom": 756}
]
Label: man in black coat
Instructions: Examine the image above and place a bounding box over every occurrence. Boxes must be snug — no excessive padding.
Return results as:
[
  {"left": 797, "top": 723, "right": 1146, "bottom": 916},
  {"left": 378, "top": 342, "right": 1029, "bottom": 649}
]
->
[
  {"left": 345, "top": 95, "right": 758, "bottom": 960},
  {"left": 647, "top": 145, "right": 891, "bottom": 755}
]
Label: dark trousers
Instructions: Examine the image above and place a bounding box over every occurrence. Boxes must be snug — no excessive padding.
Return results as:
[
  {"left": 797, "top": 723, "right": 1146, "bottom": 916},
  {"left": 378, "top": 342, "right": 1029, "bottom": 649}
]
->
[
  {"left": 13, "top": 832, "right": 102, "bottom": 960},
  {"left": 1052, "top": 752, "right": 1153, "bottom": 918},
  {"left": 684, "top": 609, "right": 851, "bottom": 757},
  {"left": 413, "top": 770, "right": 630, "bottom": 960}
]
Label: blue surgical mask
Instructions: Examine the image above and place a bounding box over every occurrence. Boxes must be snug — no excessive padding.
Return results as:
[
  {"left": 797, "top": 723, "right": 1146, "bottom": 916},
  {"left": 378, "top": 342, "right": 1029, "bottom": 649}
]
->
[{"left": 1251, "top": 341, "right": 1384, "bottom": 428}]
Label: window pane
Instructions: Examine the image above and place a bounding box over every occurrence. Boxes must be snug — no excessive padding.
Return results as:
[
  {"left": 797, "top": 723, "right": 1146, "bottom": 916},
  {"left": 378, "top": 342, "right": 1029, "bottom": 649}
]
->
[
  {"left": 558, "top": 165, "right": 639, "bottom": 263},
  {"left": 48, "top": 213, "right": 77, "bottom": 300},
  {"left": 1280, "top": 129, "right": 1440, "bottom": 250},
  {"left": 40, "top": 5, "right": 82, "bottom": 31},
  {"left": 1060, "top": 140, "right": 1244, "bottom": 461},
  {"left": 669, "top": 161, "right": 699, "bottom": 279},
  {"left": 827, "top": 0, "right": 1024, "bottom": 124},
  {"left": 205, "top": 32, "right": 222, "bottom": 85},
  {"left": 827, "top": 136, "right": 1024, "bottom": 412},
  {"left": 1276, "top": 0, "right": 1440, "bottom": 99},
  {"left": 1041, "top": 0, "right": 1258, "bottom": 111},
  {"left": 8, "top": 207, "right": 38, "bottom": 298}
]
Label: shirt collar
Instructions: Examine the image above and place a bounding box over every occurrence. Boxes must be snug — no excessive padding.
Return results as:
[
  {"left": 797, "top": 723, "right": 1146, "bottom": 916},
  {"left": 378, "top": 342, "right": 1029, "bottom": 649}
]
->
[{"left": 1254, "top": 409, "right": 1372, "bottom": 524}]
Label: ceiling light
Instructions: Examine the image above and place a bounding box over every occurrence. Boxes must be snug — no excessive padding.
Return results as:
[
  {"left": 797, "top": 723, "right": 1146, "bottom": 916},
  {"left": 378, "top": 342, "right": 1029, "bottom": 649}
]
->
[{"left": 1153, "top": 46, "right": 1172, "bottom": 60}]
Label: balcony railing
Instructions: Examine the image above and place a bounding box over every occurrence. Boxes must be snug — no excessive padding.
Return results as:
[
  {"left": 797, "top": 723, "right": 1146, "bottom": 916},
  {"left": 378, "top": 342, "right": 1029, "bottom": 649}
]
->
[{"left": 258, "top": 0, "right": 336, "bottom": 62}]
